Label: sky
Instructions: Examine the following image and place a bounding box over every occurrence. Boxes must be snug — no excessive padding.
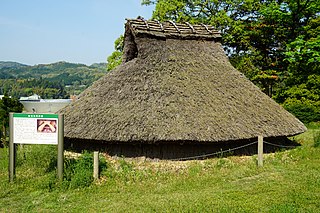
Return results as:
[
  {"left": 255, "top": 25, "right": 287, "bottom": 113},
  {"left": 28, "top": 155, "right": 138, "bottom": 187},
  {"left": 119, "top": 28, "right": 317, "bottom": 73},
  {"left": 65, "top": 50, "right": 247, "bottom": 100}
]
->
[{"left": 0, "top": 0, "right": 155, "bottom": 65}]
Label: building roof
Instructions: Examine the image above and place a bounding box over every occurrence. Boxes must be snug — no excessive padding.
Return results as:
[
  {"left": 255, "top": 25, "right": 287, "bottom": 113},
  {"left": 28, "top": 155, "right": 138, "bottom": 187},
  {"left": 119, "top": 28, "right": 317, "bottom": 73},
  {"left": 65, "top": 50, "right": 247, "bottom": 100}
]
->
[
  {"left": 126, "top": 18, "right": 221, "bottom": 40},
  {"left": 60, "top": 19, "right": 306, "bottom": 144}
]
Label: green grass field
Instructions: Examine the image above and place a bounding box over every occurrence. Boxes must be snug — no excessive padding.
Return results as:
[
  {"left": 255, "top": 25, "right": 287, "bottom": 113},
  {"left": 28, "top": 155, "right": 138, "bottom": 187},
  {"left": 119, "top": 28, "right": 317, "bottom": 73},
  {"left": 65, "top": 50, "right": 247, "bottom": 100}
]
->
[{"left": 1, "top": 124, "right": 320, "bottom": 212}]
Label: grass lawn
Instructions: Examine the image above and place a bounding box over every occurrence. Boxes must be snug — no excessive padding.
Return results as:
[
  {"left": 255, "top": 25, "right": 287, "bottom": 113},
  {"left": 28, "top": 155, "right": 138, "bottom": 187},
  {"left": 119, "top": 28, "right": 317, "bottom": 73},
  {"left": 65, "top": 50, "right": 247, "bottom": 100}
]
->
[{"left": 1, "top": 124, "right": 320, "bottom": 212}]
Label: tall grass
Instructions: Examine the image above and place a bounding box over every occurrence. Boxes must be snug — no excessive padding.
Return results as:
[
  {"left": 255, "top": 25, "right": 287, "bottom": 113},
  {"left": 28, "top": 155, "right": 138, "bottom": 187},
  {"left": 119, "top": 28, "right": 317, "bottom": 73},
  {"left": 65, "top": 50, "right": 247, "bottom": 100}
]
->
[
  {"left": 63, "top": 151, "right": 108, "bottom": 189},
  {"left": 0, "top": 145, "right": 108, "bottom": 191}
]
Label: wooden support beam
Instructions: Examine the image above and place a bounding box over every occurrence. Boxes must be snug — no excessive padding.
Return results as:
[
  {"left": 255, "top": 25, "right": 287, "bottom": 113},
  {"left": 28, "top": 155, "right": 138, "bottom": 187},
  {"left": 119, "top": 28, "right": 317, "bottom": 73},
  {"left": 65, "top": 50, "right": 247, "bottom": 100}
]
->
[
  {"left": 93, "top": 151, "right": 99, "bottom": 179},
  {"left": 258, "top": 136, "right": 263, "bottom": 167}
]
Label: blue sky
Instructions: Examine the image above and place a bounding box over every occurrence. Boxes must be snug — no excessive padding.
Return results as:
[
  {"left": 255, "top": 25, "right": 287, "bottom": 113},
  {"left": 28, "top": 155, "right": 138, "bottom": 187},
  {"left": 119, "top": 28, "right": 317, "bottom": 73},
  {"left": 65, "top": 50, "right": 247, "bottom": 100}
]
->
[{"left": 0, "top": 0, "right": 154, "bottom": 65}]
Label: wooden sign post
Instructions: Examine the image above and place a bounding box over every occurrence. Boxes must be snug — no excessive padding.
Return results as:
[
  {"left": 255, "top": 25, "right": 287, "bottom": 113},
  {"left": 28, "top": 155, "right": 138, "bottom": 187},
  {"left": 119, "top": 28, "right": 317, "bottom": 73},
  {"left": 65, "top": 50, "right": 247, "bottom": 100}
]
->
[
  {"left": 8, "top": 113, "right": 64, "bottom": 182},
  {"left": 57, "top": 114, "right": 64, "bottom": 181},
  {"left": 9, "top": 113, "right": 15, "bottom": 182}
]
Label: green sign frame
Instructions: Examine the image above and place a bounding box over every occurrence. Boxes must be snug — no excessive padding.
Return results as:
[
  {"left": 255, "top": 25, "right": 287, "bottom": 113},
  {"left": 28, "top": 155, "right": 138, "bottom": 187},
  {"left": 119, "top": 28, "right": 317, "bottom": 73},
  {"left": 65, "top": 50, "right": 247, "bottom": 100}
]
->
[{"left": 9, "top": 113, "right": 64, "bottom": 182}]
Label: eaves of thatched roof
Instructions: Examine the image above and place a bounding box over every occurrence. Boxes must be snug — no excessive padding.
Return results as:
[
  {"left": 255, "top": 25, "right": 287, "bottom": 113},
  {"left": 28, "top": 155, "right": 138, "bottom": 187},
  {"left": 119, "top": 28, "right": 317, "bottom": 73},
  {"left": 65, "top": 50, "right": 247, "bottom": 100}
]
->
[{"left": 61, "top": 19, "right": 306, "bottom": 144}]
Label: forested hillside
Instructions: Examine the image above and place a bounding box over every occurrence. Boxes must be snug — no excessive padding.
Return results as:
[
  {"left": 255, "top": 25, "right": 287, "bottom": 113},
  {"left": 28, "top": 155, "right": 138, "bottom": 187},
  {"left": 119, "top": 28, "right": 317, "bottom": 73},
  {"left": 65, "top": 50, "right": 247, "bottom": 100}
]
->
[
  {"left": 0, "top": 61, "right": 28, "bottom": 69},
  {"left": 0, "top": 61, "right": 107, "bottom": 99}
]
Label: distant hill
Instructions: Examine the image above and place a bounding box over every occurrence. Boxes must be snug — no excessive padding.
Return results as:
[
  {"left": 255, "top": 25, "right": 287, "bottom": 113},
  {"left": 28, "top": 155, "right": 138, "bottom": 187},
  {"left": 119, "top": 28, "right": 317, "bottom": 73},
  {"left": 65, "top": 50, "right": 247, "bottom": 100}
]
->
[
  {"left": 0, "top": 61, "right": 29, "bottom": 69},
  {"left": 0, "top": 61, "right": 108, "bottom": 98},
  {"left": 0, "top": 61, "right": 107, "bottom": 85}
]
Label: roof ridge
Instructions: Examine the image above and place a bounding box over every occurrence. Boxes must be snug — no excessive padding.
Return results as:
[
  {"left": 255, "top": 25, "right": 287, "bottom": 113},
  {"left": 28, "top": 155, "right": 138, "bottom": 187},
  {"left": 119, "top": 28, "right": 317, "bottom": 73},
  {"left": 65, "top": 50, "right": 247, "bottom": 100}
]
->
[
  {"left": 168, "top": 20, "right": 181, "bottom": 33},
  {"left": 126, "top": 18, "right": 221, "bottom": 40}
]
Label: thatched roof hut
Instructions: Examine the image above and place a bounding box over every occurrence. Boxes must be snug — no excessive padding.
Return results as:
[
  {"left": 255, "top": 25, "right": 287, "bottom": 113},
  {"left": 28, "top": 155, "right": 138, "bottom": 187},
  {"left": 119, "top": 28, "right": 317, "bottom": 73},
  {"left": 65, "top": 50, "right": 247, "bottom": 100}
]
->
[{"left": 61, "top": 19, "right": 306, "bottom": 158}]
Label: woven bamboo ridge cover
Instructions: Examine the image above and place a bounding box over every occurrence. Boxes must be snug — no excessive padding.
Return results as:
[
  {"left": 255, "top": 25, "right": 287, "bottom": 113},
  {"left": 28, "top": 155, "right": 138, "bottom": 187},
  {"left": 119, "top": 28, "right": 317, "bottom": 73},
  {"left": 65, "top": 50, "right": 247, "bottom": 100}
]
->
[
  {"left": 61, "top": 18, "right": 306, "bottom": 144},
  {"left": 126, "top": 18, "right": 221, "bottom": 40}
]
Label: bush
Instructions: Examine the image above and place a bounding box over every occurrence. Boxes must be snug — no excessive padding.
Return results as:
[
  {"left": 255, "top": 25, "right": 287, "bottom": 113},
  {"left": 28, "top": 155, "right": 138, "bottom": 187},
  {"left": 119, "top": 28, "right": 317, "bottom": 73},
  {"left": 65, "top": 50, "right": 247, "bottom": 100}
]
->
[
  {"left": 64, "top": 151, "right": 94, "bottom": 189},
  {"left": 283, "top": 98, "right": 320, "bottom": 123},
  {"left": 63, "top": 151, "right": 108, "bottom": 189}
]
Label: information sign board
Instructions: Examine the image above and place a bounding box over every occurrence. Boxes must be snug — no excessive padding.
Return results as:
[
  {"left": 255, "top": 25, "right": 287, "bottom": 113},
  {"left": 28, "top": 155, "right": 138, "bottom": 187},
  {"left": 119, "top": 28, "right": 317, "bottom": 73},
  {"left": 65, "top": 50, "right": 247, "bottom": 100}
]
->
[{"left": 13, "top": 113, "right": 59, "bottom": 145}]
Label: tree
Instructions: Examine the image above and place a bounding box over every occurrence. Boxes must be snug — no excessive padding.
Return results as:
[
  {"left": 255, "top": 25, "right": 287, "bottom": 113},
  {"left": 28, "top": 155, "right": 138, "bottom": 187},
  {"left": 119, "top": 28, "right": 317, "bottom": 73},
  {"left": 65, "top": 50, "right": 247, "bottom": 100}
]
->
[
  {"left": 274, "top": 20, "right": 320, "bottom": 123},
  {"left": 107, "top": 35, "right": 124, "bottom": 71},
  {"left": 0, "top": 94, "right": 23, "bottom": 147}
]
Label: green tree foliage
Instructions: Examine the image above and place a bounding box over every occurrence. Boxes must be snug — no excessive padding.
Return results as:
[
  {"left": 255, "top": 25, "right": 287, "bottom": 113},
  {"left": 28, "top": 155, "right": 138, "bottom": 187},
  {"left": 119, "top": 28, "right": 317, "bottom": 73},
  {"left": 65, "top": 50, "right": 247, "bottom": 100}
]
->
[
  {"left": 0, "top": 79, "right": 69, "bottom": 99},
  {"left": 107, "top": 35, "right": 124, "bottom": 71},
  {"left": 0, "top": 95, "right": 23, "bottom": 146},
  {"left": 141, "top": 0, "right": 320, "bottom": 122},
  {"left": 276, "top": 32, "right": 320, "bottom": 123}
]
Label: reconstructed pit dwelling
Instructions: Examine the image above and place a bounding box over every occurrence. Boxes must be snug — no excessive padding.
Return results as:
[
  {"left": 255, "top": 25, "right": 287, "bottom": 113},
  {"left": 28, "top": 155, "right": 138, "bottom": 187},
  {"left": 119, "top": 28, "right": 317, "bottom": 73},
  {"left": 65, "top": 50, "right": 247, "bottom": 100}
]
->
[{"left": 61, "top": 19, "right": 306, "bottom": 159}]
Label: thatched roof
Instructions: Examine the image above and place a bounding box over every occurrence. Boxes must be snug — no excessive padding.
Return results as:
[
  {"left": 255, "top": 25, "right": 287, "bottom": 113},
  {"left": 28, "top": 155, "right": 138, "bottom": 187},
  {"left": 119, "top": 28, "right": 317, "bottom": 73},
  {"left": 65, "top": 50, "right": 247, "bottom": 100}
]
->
[
  {"left": 61, "top": 19, "right": 306, "bottom": 144},
  {"left": 125, "top": 18, "right": 221, "bottom": 39}
]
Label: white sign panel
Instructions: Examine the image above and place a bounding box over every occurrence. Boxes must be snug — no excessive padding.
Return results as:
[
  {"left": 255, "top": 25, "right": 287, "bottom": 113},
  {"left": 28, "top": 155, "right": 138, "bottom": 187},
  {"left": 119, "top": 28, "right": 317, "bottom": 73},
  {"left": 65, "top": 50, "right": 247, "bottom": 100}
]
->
[{"left": 13, "top": 113, "right": 59, "bottom": 145}]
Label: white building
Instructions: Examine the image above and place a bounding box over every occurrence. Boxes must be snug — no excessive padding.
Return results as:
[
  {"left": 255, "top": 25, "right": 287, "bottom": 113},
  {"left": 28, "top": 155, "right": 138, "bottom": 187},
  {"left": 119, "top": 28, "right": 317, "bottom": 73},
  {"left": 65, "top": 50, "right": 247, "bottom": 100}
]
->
[{"left": 19, "top": 94, "right": 72, "bottom": 113}]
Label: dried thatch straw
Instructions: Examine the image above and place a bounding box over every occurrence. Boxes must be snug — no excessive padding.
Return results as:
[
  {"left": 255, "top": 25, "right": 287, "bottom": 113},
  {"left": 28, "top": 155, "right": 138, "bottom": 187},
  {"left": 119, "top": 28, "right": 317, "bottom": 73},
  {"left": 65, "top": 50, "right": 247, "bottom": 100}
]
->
[{"left": 61, "top": 19, "right": 306, "bottom": 145}]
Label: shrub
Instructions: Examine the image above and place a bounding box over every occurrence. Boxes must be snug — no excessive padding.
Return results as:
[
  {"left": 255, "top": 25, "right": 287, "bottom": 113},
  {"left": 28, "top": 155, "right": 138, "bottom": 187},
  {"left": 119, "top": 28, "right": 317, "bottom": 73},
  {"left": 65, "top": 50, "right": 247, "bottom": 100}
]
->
[
  {"left": 64, "top": 151, "right": 94, "bottom": 189},
  {"left": 283, "top": 98, "right": 320, "bottom": 123}
]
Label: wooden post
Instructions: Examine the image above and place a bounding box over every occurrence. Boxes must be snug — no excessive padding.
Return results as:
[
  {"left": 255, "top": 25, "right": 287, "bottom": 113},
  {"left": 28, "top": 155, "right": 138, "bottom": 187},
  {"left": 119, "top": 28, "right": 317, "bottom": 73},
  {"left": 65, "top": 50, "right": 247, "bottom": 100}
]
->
[
  {"left": 258, "top": 136, "right": 263, "bottom": 167},
  {"left": 9, "top": 113, "right": 16, "bottom": 182},
  {"left": 93, "top": 151, "right": 99, "bottom": 179},
  {"left": 57, "top": 114, "right": 64, "bottom": 181}
]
